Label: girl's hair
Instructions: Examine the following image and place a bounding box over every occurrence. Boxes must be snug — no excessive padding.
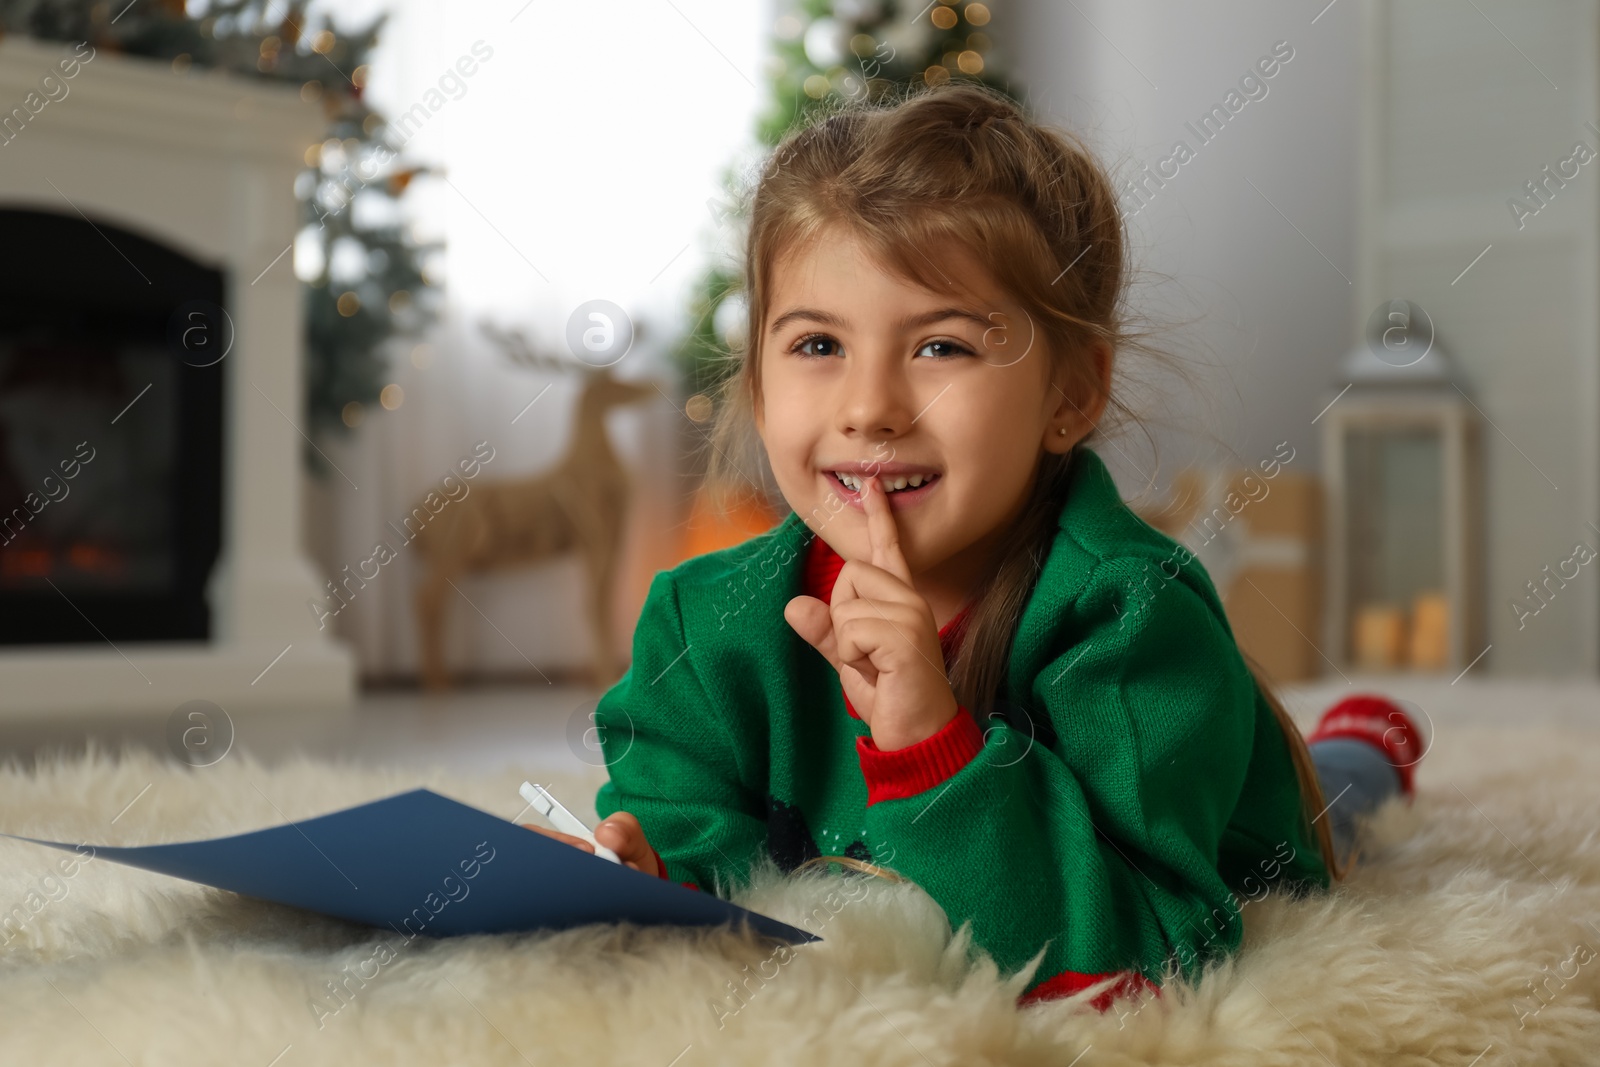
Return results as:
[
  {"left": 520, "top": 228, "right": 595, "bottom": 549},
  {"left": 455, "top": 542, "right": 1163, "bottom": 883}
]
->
[{"left": 702, "top": 82, "right": 1345, "bottom": 884}]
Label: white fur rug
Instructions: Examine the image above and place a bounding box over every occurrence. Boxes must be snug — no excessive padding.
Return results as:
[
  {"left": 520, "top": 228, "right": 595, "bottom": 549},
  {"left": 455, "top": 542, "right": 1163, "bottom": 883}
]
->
[{"left": 2, "top": 723, "right": 1597, "bottom": 1066}]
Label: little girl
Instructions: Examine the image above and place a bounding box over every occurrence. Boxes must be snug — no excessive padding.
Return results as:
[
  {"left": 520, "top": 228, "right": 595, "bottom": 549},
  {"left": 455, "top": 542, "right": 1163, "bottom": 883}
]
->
[{"left": 533, "top": 83, "right": 1429, "bottom": 1011}]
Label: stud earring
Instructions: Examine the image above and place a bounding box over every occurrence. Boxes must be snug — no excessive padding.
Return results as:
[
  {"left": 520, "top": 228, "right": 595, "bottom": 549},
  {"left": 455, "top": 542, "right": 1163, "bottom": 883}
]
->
[{"left": 1057, "top": 427, "right": 1067, "bottom": 436}]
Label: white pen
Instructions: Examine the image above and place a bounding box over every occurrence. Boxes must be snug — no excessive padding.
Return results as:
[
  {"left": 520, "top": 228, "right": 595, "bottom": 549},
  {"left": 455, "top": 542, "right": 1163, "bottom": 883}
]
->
[{"left": 519, "top": 781, "right": 622, "bottom": 864}]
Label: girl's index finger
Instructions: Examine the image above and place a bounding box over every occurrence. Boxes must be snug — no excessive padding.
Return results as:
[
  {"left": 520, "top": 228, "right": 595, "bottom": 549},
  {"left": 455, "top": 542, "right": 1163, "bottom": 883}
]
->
[{"left": 862, "top": 474, "right": 914, "bottom": 584}]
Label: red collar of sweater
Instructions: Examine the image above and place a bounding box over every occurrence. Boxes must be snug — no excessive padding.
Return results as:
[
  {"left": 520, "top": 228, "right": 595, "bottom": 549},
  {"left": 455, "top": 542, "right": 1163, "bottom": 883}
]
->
[{"left": 802, "top": 533, "right": 974, "bottom": 670}]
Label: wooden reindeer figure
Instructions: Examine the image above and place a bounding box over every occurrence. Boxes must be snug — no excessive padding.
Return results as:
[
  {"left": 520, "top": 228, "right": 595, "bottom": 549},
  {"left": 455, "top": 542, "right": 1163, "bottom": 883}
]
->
[{"left": 413, "top": 323, "right": 659, "bottom": 690}]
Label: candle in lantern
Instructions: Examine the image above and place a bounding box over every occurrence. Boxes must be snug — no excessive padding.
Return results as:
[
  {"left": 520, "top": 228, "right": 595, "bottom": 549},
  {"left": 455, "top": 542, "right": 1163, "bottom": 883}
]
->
[
  {"left": 1353, "top": 603, "right": 1406, "bottom": 671},
  {"left": 1408, "top": 590, "right": 1450, "bottom": 671}
]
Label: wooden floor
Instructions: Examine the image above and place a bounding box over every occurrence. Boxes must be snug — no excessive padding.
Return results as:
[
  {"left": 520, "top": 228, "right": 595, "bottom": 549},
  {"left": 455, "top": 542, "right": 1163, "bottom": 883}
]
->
[{"left": 0, "top": 682, "right": 608, "bottom": 777}]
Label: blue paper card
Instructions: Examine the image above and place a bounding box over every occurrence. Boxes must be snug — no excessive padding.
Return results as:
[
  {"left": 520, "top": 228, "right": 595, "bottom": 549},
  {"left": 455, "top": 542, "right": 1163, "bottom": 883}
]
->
[{"left": 1, "top": 787, "right": 818, "bottom": 945}]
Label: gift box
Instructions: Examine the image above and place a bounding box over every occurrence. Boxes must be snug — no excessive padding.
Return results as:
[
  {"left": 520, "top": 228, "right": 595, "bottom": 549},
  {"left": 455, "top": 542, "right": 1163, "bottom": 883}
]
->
[{"left": 1133, "top": 464, "right": 1324, "bottom": 682}]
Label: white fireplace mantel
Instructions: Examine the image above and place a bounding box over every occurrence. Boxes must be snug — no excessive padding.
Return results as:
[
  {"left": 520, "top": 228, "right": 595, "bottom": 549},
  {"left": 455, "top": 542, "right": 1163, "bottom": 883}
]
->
[{"left": 0, "top": 36, "right": 355, "bottom": 716}]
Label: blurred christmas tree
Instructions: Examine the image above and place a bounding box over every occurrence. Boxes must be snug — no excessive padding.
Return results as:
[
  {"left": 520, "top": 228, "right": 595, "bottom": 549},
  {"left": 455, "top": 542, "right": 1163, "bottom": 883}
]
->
[
  {"left": 0, "top": 0, "right": 439, "bottom": 463},
  {"left": 673, "top": 0, "right": 1018, "bottom": 426}
]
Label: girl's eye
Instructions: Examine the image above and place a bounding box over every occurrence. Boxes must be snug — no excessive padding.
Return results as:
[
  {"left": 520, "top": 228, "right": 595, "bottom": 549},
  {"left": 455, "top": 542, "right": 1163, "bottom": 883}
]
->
[
  {"left": 916, "top": 339, "right": 972, "bottom": 360},
  {"left": 786, "top": 335, "right": 974, "bottom": 360},
  {"left": 789, "top": 333, "right": 839, "bottom": 359}
]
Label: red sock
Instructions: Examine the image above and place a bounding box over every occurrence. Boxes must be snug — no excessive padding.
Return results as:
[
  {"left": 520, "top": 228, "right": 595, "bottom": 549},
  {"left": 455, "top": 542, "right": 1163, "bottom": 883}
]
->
[{"left": 1305, "top": 694, "right": 1427, "bottom": 798}]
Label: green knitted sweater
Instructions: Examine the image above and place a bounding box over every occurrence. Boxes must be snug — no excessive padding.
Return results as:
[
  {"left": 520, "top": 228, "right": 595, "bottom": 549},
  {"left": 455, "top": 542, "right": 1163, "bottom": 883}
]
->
[{"left": 593, "top": 446, "right": 1329, "bottom": 1002}]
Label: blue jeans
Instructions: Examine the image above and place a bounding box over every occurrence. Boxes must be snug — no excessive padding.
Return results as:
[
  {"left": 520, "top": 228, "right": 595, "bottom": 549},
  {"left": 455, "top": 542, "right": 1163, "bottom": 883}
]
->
[{"left": 1307, "top": 737, "right": 1402, "bottom": 868}]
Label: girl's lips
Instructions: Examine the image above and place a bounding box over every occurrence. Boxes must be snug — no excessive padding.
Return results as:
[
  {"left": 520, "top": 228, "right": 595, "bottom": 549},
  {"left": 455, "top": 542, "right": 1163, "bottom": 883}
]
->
[{"left": 823, "top": 470, "right": 942, "bottom": 511}]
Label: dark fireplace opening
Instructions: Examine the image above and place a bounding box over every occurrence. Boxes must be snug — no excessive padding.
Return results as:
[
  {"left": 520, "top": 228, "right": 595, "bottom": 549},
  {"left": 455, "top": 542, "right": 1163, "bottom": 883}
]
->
[{"left": 0, "top": 208, "right": 223, "bottom": 644}]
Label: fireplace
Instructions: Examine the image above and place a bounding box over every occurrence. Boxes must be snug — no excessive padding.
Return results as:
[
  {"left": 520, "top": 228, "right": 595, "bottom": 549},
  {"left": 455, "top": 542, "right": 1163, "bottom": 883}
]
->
[
  {"left": 0, "top": 208, "right": 225, "bottom": 644},
  {"left": 0, "top": 36, "right": 355, "bottom": 715}
]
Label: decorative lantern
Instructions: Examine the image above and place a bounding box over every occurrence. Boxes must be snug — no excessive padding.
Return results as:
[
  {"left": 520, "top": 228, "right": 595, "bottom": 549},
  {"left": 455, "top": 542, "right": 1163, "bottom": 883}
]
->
[{"left": 1320, "top": 301, "right": 1484, "bottom": 675}]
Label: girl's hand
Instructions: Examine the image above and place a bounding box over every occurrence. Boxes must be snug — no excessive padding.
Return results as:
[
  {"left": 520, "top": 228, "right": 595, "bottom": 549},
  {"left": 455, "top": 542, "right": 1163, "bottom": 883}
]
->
[
  {"left": 784, "top": 473, "right": 960, "bottom": 750},
  {"left": 520, "top": 811, "right": 660, "bottom": 876}
]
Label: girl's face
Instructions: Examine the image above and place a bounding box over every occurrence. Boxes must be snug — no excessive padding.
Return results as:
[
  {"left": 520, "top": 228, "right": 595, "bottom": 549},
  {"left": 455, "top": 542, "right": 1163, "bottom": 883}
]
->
[{"left": 754, "top": 223, "right": 1103, "bottom": 587}]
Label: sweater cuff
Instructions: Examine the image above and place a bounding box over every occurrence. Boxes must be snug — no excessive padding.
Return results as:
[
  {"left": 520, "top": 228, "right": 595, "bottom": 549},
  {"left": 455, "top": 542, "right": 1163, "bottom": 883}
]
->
[
  {"left": 1018, "top": 968, "right": 1160, "bottom": 1012},
  {"left": 856, "top": 706, "right": 985, "bottom": 805},
  {"left": 650, "top": 845, "right": 700, "bottom": 892}
]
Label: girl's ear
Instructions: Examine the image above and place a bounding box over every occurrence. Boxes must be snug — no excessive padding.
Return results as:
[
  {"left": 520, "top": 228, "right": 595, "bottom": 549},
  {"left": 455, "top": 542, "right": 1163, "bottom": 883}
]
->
[{"left": 1046, "top": 339, "right": 1112, "bottom": 453}]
